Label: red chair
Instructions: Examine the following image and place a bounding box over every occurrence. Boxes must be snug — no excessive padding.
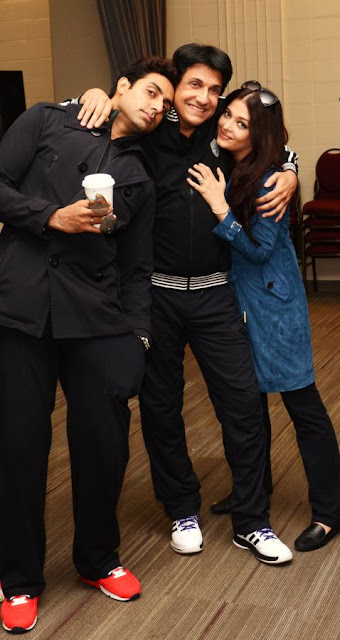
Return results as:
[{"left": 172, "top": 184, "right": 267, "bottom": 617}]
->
[{"left": 302, "top": 149, "right": 340, "bottom": 290}]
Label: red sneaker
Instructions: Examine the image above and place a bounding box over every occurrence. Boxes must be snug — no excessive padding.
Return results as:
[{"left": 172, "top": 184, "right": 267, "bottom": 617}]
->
[
  {"left": 1, "top": 595, "right": 39, "bottom": 633},
  {"left": 80, "top": 566, "right": 141, "bottom": 601}
]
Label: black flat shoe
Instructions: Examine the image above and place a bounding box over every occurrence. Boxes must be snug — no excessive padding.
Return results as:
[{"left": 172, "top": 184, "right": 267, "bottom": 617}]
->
[
  {"left": 294, "top": 522, "right": 340, "bottom": 552},
  {"left": 210, "top": 494, "right": 231, "bottom": 515}
]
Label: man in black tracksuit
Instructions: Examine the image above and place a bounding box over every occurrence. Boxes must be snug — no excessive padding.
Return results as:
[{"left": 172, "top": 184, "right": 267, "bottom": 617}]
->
[
  {"left": 136, "top": 45, "right": 297, "bottom": 563},
  {"left": 0, "top": 58, "right": 176, "bottom": 633}
]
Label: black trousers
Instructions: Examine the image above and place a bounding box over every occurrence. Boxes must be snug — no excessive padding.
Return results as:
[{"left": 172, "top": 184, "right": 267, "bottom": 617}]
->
[
  {"left": 261, "top": 387, "right": 340, "bottom": 526},
  {"left": 140, "top": 285, "right": 270, "bottom": 534},
  {"left": 0, "top": 326, "right": 145, "bottom": 598}
]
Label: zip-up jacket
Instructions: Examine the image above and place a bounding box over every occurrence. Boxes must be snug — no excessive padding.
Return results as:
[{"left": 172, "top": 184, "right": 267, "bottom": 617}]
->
[{"left": 141, "top": 109, "right": 297, "bottom": 278}]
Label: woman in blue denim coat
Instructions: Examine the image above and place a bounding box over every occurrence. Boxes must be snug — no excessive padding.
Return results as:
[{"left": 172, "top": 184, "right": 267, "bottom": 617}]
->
[
  {"left": 215, "top": 170, "right": 314, "bottom": 392},
  {"left": 188, "top": 82, "right": 340, "bottom": 553}
]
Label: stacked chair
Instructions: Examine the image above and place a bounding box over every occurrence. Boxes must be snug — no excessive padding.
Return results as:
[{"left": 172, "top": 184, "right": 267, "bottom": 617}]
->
[{"left": 302, "top": 149, "right": 340, "bottom": 290}]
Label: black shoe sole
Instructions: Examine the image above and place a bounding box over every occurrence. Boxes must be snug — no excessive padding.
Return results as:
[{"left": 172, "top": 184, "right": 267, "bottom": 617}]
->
[
  {"left": 233, "top": 535, "right": 292, "bottom": 564},
  {"left": 2, "top": 622, "right": 37, "bottom": 635}
]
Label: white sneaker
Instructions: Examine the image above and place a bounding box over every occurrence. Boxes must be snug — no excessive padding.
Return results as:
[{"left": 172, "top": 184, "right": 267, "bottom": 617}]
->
[
  {"left": 170, "top": 515, "right": 203, "bottom": 554},
  {"left": 233, "top": 527, "right": 293, "bottom": 564}
]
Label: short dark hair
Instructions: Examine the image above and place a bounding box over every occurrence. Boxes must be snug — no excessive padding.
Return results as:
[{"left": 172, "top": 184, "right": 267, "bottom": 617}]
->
[
  {"left": 109, "top": 57, "right": 178, "bottom": 97},
  {"left": 172, "top": 43, "right": 232, "bottom": 93}
]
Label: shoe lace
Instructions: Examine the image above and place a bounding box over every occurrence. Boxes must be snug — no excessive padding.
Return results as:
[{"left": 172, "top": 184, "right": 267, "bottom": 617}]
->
[
  {"left": 177, "top": 516, "right": 199, "bottom": 531},
  {"left": 108, "top": 567, "right": 126, "bottom": 579},
  {"left": 9, "top": 595, "right": 31, "bottom": 606},
  {"left": 255, "top": 527, "right": 277, "bottom": 542}
]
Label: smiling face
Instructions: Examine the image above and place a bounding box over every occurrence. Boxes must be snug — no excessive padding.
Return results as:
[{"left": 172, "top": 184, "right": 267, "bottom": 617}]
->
[
  {"left": 217, "top": 98, "right": 253, "bottom": 161},
  {"left": 112, "top": 72, "right": 174, "bottom": 138},
  {"left": 173, "top": 63, "right": 223, "bottom": 137}
]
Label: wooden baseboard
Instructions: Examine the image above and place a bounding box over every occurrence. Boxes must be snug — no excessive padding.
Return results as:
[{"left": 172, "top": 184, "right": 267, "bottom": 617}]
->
[{"left": 306, "top": 279, "right": 340, "bottom": 293}]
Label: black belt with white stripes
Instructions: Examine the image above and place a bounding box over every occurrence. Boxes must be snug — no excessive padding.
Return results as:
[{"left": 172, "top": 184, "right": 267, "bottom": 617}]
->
[{"left": 151, "top": 271, "right": 228, "bottom": 291}]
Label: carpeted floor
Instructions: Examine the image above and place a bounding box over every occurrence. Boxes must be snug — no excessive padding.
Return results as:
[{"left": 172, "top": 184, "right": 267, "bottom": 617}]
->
[{"left": 15, "top": 291, "right": 340, "bottom": 640}]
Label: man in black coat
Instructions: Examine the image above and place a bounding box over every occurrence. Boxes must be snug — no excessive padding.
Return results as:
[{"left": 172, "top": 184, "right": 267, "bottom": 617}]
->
[{"left": 0, "top": 57, "right": 176, "bottom": 634}]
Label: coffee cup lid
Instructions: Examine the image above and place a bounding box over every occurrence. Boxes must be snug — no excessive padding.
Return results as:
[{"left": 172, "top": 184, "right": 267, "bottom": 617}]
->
[{"left": 82, "top": 173, "right": 115, "bottom": 188}]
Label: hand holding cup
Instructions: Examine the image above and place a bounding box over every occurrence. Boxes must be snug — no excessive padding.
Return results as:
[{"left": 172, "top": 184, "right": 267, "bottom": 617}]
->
[{"left": 82, "top": 173, "right": 117, "bottom": 233}]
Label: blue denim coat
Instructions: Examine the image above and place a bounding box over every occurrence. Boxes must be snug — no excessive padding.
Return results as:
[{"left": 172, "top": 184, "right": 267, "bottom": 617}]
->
[{"left": 213, "top": 171, "right": 314, "bottom": 392}]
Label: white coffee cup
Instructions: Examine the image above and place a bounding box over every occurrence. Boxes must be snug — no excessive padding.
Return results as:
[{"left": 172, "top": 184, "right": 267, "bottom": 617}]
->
[{"left": 82, "top": 173, "right": 115, "bottom": 228}]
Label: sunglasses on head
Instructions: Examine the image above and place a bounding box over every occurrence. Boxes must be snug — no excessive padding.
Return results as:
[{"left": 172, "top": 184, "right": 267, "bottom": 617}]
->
[{"left": 241, "top": 81, "right": 279, "bottom": 107}]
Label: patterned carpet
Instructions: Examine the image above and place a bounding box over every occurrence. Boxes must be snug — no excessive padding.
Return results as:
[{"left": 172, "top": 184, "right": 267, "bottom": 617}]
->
[{"left": 17, "top": 292, "right": 340, "bottom": 640}]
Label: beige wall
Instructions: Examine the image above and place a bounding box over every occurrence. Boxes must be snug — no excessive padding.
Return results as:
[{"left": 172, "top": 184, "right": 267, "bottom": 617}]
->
[
  {"left": 282, "top": 0, "right": 340, "bottom": 280},
  {"left": 0, "top": 0, "right": 54, "bottom": 106},
  {"left": 282, "top": 0, "right": 340, "bottom": 200},
  {"left": 49, "top": 0, "right": 111, "bottom": 103},
  {"left": 0, "top": 1, "right": 111, "bottom": 107},
  {"left": 166, "top": 0, "right": 340, "bottom": 280},
  {"left": 167, "top": 0, "right": 284, "bottom": 97}
]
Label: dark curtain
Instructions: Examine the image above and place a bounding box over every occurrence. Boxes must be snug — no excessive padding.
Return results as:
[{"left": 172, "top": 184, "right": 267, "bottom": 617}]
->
[{"left": 96, "top": 0, "right": 166, "bottom": 81}]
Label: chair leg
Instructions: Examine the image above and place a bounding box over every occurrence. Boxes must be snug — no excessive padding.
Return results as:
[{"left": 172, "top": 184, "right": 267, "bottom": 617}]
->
[
  {"left": 301, "top": 248, "right": 306, "bottom": 287},
  {"left": 301, "top": 229, "right": 307, "bottom": 288},
  {"left": 312, "top": 257, "right": 317, "bottom": 292},
  {"left": 301, "top": 256, "right": 307, "bottom": 289}
]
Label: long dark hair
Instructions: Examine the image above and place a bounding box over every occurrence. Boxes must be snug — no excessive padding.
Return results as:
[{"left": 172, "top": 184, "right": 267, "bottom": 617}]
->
[{"left": 221, "top": 87, "right": 288, "bottom": 241}]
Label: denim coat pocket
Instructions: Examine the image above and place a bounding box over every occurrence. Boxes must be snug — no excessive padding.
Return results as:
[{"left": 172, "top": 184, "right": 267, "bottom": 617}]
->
[{"left": 261, "top": 263, "right": 295, "bottom": 301}]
